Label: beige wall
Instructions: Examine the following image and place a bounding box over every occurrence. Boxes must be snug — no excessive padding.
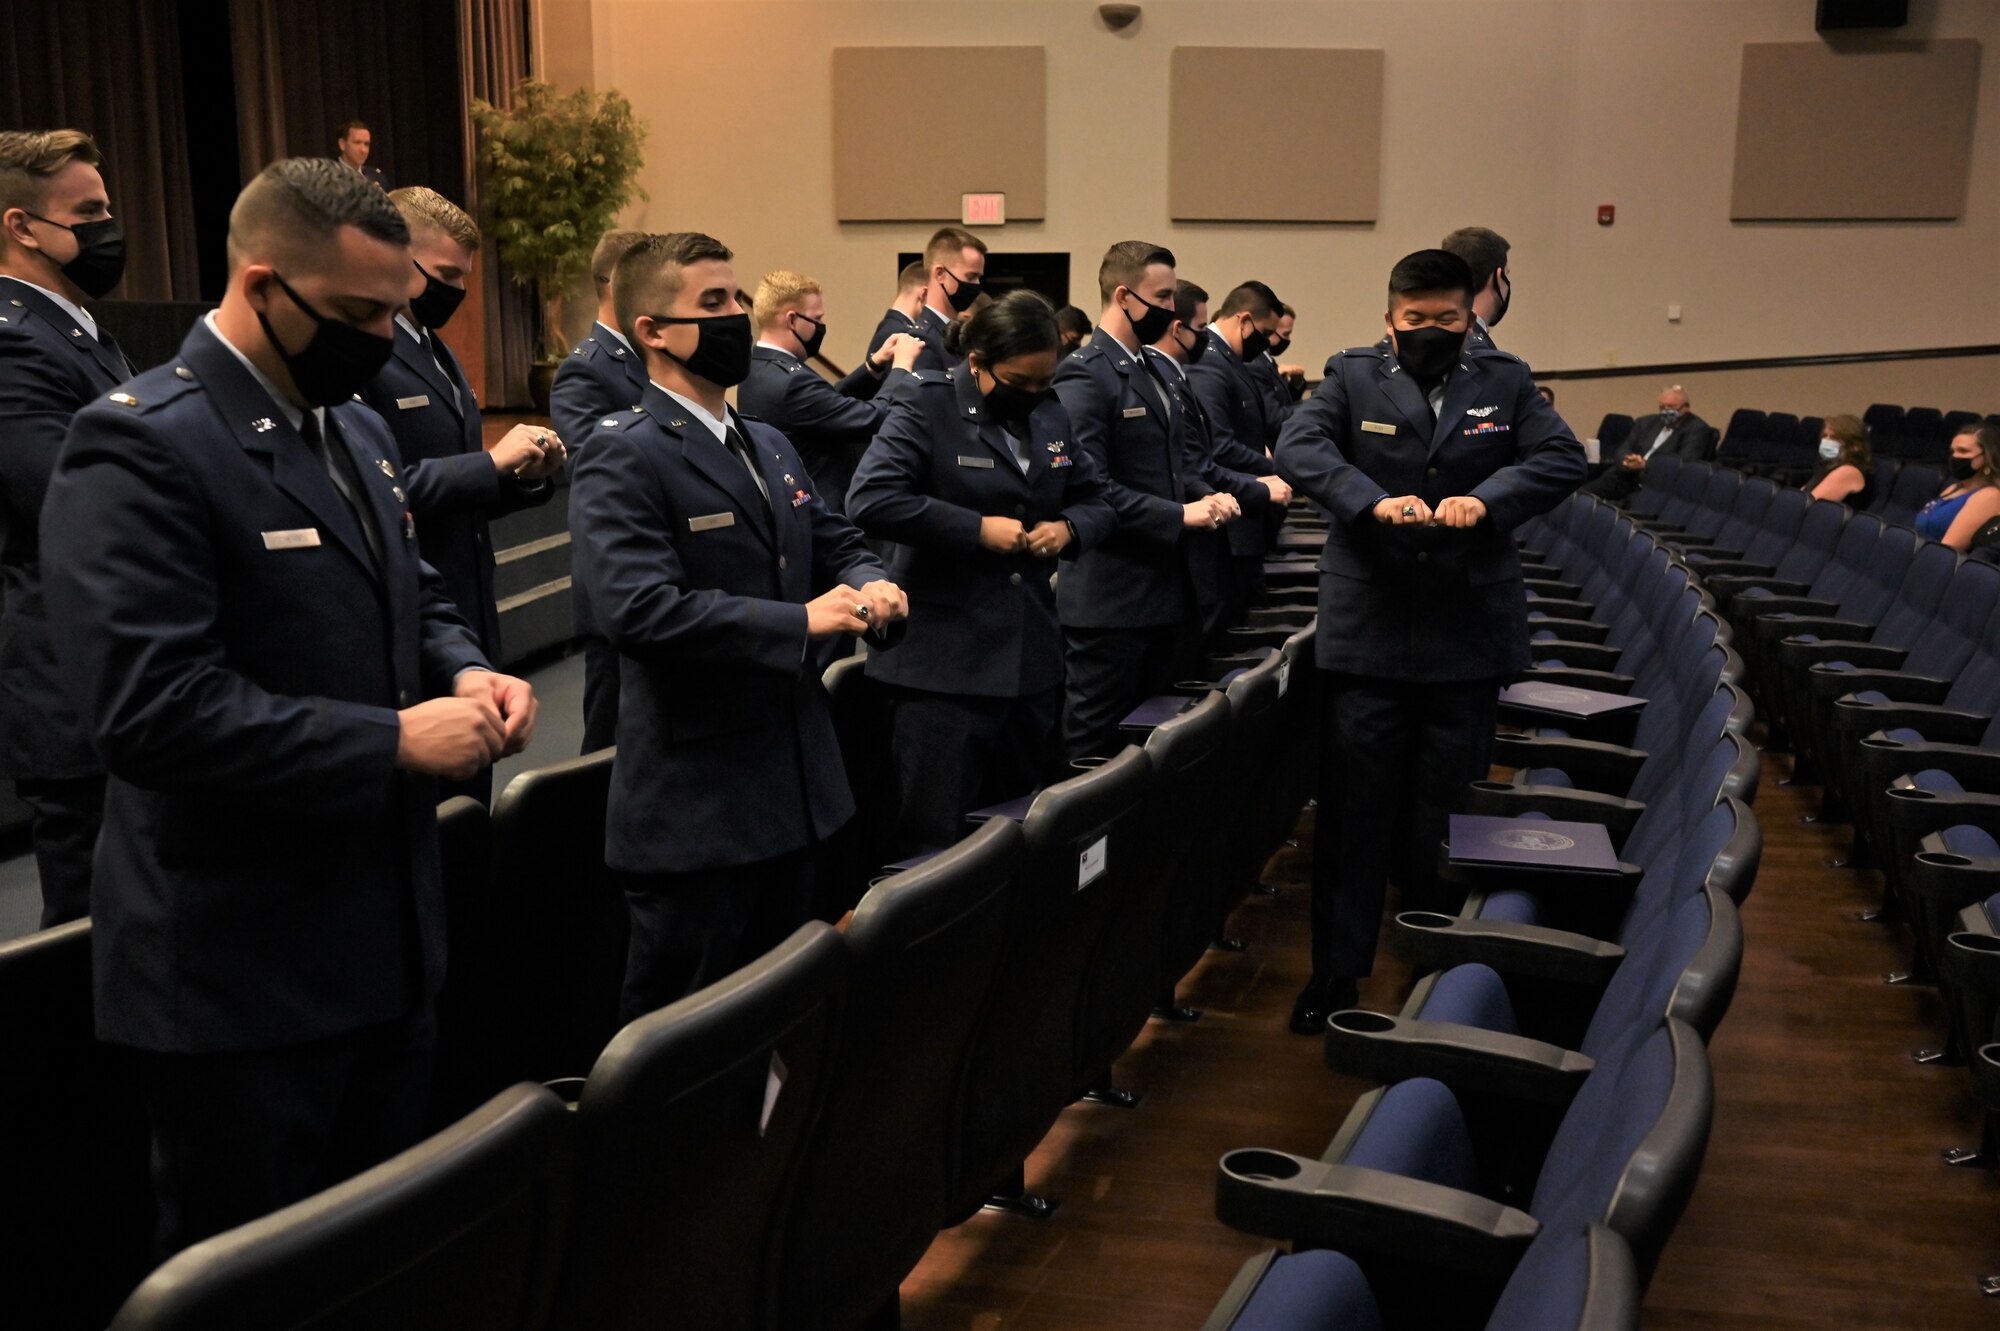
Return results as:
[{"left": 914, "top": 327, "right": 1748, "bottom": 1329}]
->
[{"left": 536, "top": 0, "right": 1998, "bottom": 410}]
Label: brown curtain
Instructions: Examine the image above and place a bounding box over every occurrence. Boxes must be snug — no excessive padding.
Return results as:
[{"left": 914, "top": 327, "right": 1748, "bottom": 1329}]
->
[
  {"left": 459, "top": 0, "right": 536, "bottom": 408},
  {"left": 0, "top": 0, "right": 201, "bottom": 301}
]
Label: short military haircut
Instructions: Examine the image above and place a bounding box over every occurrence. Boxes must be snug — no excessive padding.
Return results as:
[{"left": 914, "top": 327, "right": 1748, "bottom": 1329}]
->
[
  {"left": 924, "top": 226, "right": 987, "bottom": 268},
  {"left": 1215, "top": 280, "right": 1281, "bottom": 321},
  {"left": 1172, "top": 279, "right": 1208, "bottom": 325},
  {"left": 1097, "top": 240, "right": 1175, "bottom": 305},
  {"left": 1387, "top": 249, "right": 1476, "bottom": 305},
  {"left": 751, "top": 269, "right": 823, "bottom": 331},
  {"left": 613, "top": 231, "right": 733, "bottom": 341},
  {"left": 1055, "top": 304, "right": 1092, "bottom": 340},
  {"left": 0, "top": 129, "right": 103, "bottom": 214},
  {"left": 227, "top": 157, "right": 409, "bottom": 271},
  {"left": 338, "top": 119, "right": 370, "bottom": 140},
  {"left": 388, "top": 185, "right": 479, "bottom": 250},
  {"left": 1280, "top": 303, "right": 1296, "bottom": 319},
  {"left": 897, "top": 260, "right": 927, "bottom": 292},
  {"left": 590, "top": 229, "right": 649, "bottom": 287},
  {"left": 1441, "top": 226, "right": 1510, "bottom": 294}
]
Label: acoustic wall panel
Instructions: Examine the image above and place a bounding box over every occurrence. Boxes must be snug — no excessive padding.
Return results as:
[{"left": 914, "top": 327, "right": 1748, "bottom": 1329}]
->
[
  {"left": 1168, "top": 47, "right": 1383, "bottom": 223},
  {"left": 831, "top": 46, "right": 1046, "bottom": 221},
  {"left": 1730, "top": 40, "right": 1981, "bottom": 221}
]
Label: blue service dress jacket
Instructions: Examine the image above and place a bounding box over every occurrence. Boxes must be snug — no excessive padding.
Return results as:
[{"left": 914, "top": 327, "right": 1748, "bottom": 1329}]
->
[
  {"left": 847, "top": 367, "right": 1116, "bottom": 697},
  {"left": 1274, "top": 340, "right": 1586, "bottom": 682},
  {"left": 42, "top": 319, "right": 491, "bottom": 1053},
  {"left": 551, "top": 323, "right": 652, "bottom": 644},
  {"left": 360, "top": 323, "right": 551, "bottom": 658},
  {"left": 569, "top": 385, "right": 892, "bottom": 874},
  {"left": 737, "top": 345, "right": 917, "bottom": 513},
  {"left": 1051, "top": 330, "right": 1197, "bottom": 630},
  {"left": 1184, "top": 328, "right": 1281, "bottom": 558},
  {"left": 0, "top": 277, "right": 133, "bottom": 779}
]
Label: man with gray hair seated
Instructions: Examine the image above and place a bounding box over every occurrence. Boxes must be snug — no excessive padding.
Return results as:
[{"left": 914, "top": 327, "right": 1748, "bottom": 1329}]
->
[{"left": 1581, "top": 385, "right": 1712, "bottom": 502}]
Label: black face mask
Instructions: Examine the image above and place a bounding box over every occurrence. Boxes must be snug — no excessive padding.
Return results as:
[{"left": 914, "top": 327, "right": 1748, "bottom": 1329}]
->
[
  {"left": 1121, "top": 293, "right": 1177, "bottom": 346},
  {"left": 408, "top": 262, "right": 467, "bottom": 330},
  {"left": 1951, "top": 456, "right": 1980, "bottom": 482},
  {"left": 941, "top": 268, "right": 983, "bottom": 312},
  {"left": 1268, "top": 334, "right": 1292, "bottom": 358},
  {"left": 1239, "top": 323, "right": 1274, "bottom": 362},
  {"left": 1392, "top": 324, "right": 1466, "bottom": 385},
  {"left": 649, "top": 311, "right": 754, "bottom": 388},
  {"left": 979, "top": 367, "right": 1046, "bottom": 429},
  {"left": 27, "top": 212, "right": 126, "bottom": 299},
  {"left": 257, "top": 271, "right": 396, "bottom": 407},
  {"left": 789, "top": 311, "right": 827, "bottom": 359},
  {"left": 1489, "top": 269, "right": 1511, "bottom": 327},
  {"left": 1174, "top": 323, "right": 1208, "bottom": 365}
]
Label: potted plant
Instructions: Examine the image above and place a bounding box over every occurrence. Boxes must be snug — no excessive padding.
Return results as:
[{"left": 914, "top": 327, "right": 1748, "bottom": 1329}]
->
[{"left": 471, "top": 78, "right": 648, "bottom": 413}]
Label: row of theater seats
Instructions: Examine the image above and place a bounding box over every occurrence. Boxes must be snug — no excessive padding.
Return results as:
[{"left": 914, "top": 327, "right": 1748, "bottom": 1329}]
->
[
  {"left": 1717, "top": 403, "right": 1997, "bottom": 474},
  {"left": 0, "top": 554, "right": 1324, "bottom": 1329},
  {"left": 1621, "top": 447, "right": 2000, "bottom": 1293},
  {"left": 1194, "top": 492, "right": 1764, "bottom": 1328}
]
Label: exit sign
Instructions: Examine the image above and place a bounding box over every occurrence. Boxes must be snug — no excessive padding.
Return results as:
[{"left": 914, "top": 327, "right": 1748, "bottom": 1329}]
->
[{"left": 962, "top": 192, "right": 1006, "bottom": 226}]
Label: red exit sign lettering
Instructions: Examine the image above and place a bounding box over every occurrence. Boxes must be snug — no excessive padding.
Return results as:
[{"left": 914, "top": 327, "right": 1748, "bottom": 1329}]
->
[{"left": 962, "top": 192, "right": 1006, "bottom": 226}]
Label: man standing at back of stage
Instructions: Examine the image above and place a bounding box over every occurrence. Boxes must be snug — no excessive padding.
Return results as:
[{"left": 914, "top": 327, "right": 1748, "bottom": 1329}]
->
[
  {"left": 1275, "top": 248, "right": 1582, "bottom": 1034},
  {"left": 0, "top": 128, "right": 134, "bottom": 926}
]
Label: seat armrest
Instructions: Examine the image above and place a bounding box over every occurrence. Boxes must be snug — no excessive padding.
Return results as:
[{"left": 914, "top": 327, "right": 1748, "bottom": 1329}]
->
[
  {"left": 1797, "top": 642, "right": 1909, "bottom": 672},
  {"left": 1858, "top": 736, "right": 2000, "bottom": 793},
  {"left": 1323, "top": 1010, "right": 1596, "bottom": 1106},
  {"left": 1519, "top": 665, "right": 1635, "bottom": 694},
  {"left": 1525, "top": 615, "right": 1611, "bottom": 644},
  {"left": 1214, "top": 1152, "right": 1538, "bottom": 1279},
  {"left": 1676, "top": 544, "right": 1745, "bottom": 561},
  {"left": 1524, "top": 596, "right": 1596, "bottom": 620},
  {"left": 1744, "top": 598, "right": 1844, "bottom": 624},
  {"left": 1833, "top": 698, "right": 1989, "bottom": 740},
  {"left": 1527, "top": 640, "right": 1624, "bottom": 671},
  {"left": 1709, "top": 574, "right": 1810, "bottom": 599},
  {"left": 1489, "top": 735, "right": 1647, "bottom": 797},
  {"left": 1941, "top": 921, "right": 2000, "bottom": 1002},
  {"left": 1809, "top": 668, "right": 1949, "bottom": 704},
  {"left": 1390, "top": 910, "right": 1627, "bottom": 986},
  {"left": 1881, "top": 788, "right": 2000, "bottom": 839},
  {"left": 1775, "top": 635, "right": 1890, "bottom": 670},
  {"left": 1688, "top": 560, "right": 1778, "bottom": 581},
  {"left": 1901, "top": 844, "right": 2000, "bottom": 912},
  {"left": 1465, "top": 782, "right": 1645, "bottom": 851},
  {"left": 1765, "top": 616, "right": 1877, "bottom": 644}
]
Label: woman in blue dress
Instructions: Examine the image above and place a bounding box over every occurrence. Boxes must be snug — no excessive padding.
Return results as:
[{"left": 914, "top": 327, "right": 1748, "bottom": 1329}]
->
[{"left": 1915, "top": 423, "right": 2000, "bottom": 549}]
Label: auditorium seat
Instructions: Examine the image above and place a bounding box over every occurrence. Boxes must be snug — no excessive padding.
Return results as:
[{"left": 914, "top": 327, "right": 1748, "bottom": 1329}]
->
[
  {"left": 0, "top": 919, "right": 154, "bottom": 1331},
  {"left": 1942, "top": 410, "right": 1984, "bottom": 445},
  {"left": 1624, "top": 453, "right": 1686, "bottom": 523},
  {"left": 1595, "top": 412, "right": 1634, "bottom": 461},
  {"left": 1881, "top": 462, "right": 1945, "bottom": 527},
  {"left": 1684, "top": 485, "right": 1808, "bottom": 578},
  {"left": 1715, "top": 410, "right": 1766, "bottom": 470},
  {"left": 1216, "top": 1019, "right": 1712, "bottom": 1305},
  {"left": 821, "top": 653, "right": 895, "bottom": 913},
  {"left": 491, "top": 750, "right": 628, "bottom": 1086},
  {"left": 1698, "top": 497, "right": 1846, "bottom": 611},
  {"left": 1892, "top": 406, "right": 1945, "bottom": 460},
  {"left": 776, "top": 819, "right": 1021, "bottom": 1331},
  {"left": 1866, "top": 457, "right": 1902, "bottom": 515},
  {"left": 429, "top": 795, "right": 505, "bottom": 1125},
  {"left": 110, "top": 1083, "right": 573, "bottom": 1331},
  {"left": 951, "top": 744, "right": 1155, "bottom": 1217},
  {"left": 1863, "top": 402, "right": 1905, "bottom": 447},
  {"left": 549, "top": 922, "right": 846, "bottom": 1331},
  {"left": 1201, "top": 1223, "right": 1640, "bottom": 1331},
  {"left": 1732, "top": 514, "right": 1912, "bottom": 687},
  {"left": 1669, "top": 474, "right": 1779, "bottom": 561},
  {"left": 1643, "top": 467, "right": 1741, "bottom": 551}
]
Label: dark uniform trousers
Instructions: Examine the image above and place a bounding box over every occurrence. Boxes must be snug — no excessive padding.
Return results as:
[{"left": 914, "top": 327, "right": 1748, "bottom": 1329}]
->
[
  {"left": 884, "top": 684, "right": 1061, "bottom": 852},
  {"left": 549, "top": 324, "right": 651, "bottom": 755},
  {"left": 1061, "top": 619, "right": 1196, "bottom": 761},
  {"left": 1276, "top": 339, "right": 1585, "bottom": 983},
  {"left": 617, "top": 852, "right": 817, "bottom": 1023},
  {"left": 17, "top": 776, "right": 105, "bottom": 926}
]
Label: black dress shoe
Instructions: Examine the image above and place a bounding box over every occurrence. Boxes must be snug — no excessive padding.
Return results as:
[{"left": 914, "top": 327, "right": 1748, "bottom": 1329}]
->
[{"left": 1289, "top": 975, "right": 1360, "bottom": 1035}]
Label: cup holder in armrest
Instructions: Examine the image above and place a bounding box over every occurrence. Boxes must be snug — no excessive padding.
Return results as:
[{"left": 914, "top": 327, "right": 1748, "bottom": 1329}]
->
[
  {"left": 1221, "top": 1148, "right": 1307, "bottom": 1183},
  {"left": 1980, "top": 1043, "right": 2000, "bottom": 1070},
  {"left": 543, "top": 1076, "right": 587, "bottom": 1106},
  {"left": 1328, "top": 1009, "right": 1398, "bottom": 1035},
  {"left": 1950, "top": 931, "right": 2000, "bottom": 955},
  {"left": 1918, "top": 851, "right": 1977, "bottom": 869},
  {"left": 1070, "top": 756, "right": 1110, "bottom": 771},
  {"left": 1888, "top": 786, "right": 1938, "bottom": 801},
  {"left": 1471, "top": 780, "right": 1513, "bottom": 793},
  {"left": 1398, "top": 911, "right": 1459, "bottom": 930}
]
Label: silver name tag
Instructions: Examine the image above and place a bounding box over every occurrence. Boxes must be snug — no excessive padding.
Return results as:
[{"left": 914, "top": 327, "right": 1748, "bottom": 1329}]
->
[
  {"left": 688, "top": 512, "right": 736, "bottom": 533},
  {"left": 1122, "top": 406, "right": 1148, "bottom": 419},
  {"left": 261, "top": 528, "right": 321, "bottom": 550},
  {"left": 957, "top": 455, "right": 995, "bottom": 469},
  {"left": 395, "top": 395, "right": 430, "bottom": 410}
]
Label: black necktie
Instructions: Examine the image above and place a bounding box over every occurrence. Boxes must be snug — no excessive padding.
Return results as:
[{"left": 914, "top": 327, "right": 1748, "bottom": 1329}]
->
[
  {"left": 301, "top": 411, "right": 383, "bottom": 568},
  {"left": 92, "top": 322, "right": 135, "bottom": 379},
  {"left": 723, "top": 425, "right": 771, "bottom": 510}
]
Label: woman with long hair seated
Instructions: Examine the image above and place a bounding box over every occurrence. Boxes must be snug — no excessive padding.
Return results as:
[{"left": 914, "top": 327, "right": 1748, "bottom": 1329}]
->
[
  {"left": 1915, "top": 423, "right": 2000, "bottom": 550},
  {"left": 1806, "top": 414, "right": 1874, "bottom": 507}
]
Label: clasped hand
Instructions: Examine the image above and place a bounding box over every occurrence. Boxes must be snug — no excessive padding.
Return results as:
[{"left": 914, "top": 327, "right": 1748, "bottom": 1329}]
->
[
  {"left": 805, "top": 579, "right": 908, "bottom": 639},
  {"left": 1373, "top": 495, "right": 1487, "bottom": 528}
]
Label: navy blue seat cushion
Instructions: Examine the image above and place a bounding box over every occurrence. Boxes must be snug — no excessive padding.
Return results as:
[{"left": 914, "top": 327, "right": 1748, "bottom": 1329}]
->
[
  {"left": 1912, "top": 769, "right": 1964, "bottom": 795},
  {"left": 1415, "top": 964, "right": 1520, "bottom": 1036},
  {"left": 1485, "top": 1225, "right": 1593, "bottom": 1331},
  {"left": 1939, "top": 824, "right": 2000, "bottom": 859},
  {"left": 1885, "top": 727, "right": 1926, "bottom": 744},
  {"left": 1520, "top": 766, "right": 1575, "bottom": 789},
  {"left": 1229, "top": 1250, "right": 1381, "bottom": 1331},
  {"left": 1531, "top": 1025, "right": 1674, "bottom": 1230},
  {"left": 1480, "top": 889, "right": 1543, "bottom": 924},
  {"left": 1343, "top": 1079, "right": 1481, "bottom": 1193}
]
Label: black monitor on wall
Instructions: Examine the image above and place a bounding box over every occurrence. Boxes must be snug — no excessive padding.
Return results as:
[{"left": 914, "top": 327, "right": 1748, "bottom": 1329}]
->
[{"left": 1816, "top": 0, "right": 1908, "bottom": 30}]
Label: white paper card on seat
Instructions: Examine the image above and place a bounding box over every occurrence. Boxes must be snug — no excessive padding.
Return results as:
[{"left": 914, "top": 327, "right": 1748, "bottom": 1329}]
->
[
  {"left": 1278, "top": 662, "right": 1292, "bottom": 697},
  {"left": 261, "top": 528, "right": 321, "bottom": 550},
  {"left": 760, "top": 1050, "right": 787, "bottom": 1137},
  {"left": 1078, "top": 835, "right": 1108, "bottom": 891}
]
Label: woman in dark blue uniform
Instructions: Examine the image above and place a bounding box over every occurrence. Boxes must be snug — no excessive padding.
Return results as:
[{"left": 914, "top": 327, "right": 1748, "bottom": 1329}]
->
[{"left": 848, "top": 292, "right": 1117, "bottom": 853}]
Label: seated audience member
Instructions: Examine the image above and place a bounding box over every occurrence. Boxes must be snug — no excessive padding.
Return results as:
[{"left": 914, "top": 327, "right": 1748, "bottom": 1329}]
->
[
  {"left": 1579, "top": 385, "right": 1709, "bottom": 501},
  {"left": 739, "top": 268, "right": 921, "bottom": 514},
  {"left": 1056, "top": 303, "right": 1091, "bottom": 357},
  {"left": 1805, "top": 413, "right": 1874, "bottom": 507},
  {"left": 867, "top": 259, "right": 929, "bottom": 355},
  {"left": 847, "top": 292, "right": 1115, "bottom": 853},
  {"left": 1915, "top": 424, "right": 2000, "bottom": 550}
]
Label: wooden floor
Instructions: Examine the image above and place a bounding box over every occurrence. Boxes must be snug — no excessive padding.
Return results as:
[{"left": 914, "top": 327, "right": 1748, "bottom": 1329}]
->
[{"left": 897, "top": 754, "right": 2000, "bottom": 1328}]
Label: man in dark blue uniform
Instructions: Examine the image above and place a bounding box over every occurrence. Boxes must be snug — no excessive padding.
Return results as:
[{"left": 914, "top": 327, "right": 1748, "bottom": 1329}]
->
[
  {"left": 1053, "top": 240, "right": 1233, "bottom": 760},
  {"left": 894, "top": 226, "right": 987, "bottom": 373},
  {"left": 335, "top": 120, "right": 388, "bottom": 191},
  {"left": 360, "top": 188, "right": 564, "bottom": 803},
  {"left": 1441, "top": 226, "right": 1510, "bottom": 354},
  {"left": 0, "top": 128, "right": 133, "bottom": 926},
  {"left": 569, "top": 232, "right": 907, "bottom": 1015},
  {"left": 1187, "top": 280, "right": 1290, "bottom": 627},
  {"left": 42, "top": 158, "right": 540, "bottom": 1253},
  {"left": 1250, "top": 301, "right": 1305, "bottom": 430},
  {"left": 865, "top": 259, "right": 928, "bottom": 358},
  {"left": 739, "top": 267, "right": 922, "bottom": 513},
  {"left": 1275, "top": 248, "right": 1583, "bottom": 1033},
  {"left": 551, "top": 228, "right": 651, "bottom": 754}
]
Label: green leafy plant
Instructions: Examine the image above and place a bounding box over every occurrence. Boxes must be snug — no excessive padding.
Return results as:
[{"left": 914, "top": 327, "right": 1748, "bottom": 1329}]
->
[{"left": 471, "top": 79, "right": 648, "bottom": 363}]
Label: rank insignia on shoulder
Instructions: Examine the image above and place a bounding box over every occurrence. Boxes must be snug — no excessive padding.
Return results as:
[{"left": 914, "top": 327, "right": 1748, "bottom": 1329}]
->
[
  {"left": 109, "top": 392, "right": 140, "bottom": 407},
  {"left": 377, "top": 459, "right": 396, "bottom": 477},
  {"left": 1467, "top": 405, "right": 1498, "bottom": 418},
  {"left": 252, "top": 417, "right": 275, "bottom": 432},
  {"left": 175, "top": 366, "right": 194, "bottom": 380},
  {"left": 600, "top": 417, "right": 622, "bottom": 428}
]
